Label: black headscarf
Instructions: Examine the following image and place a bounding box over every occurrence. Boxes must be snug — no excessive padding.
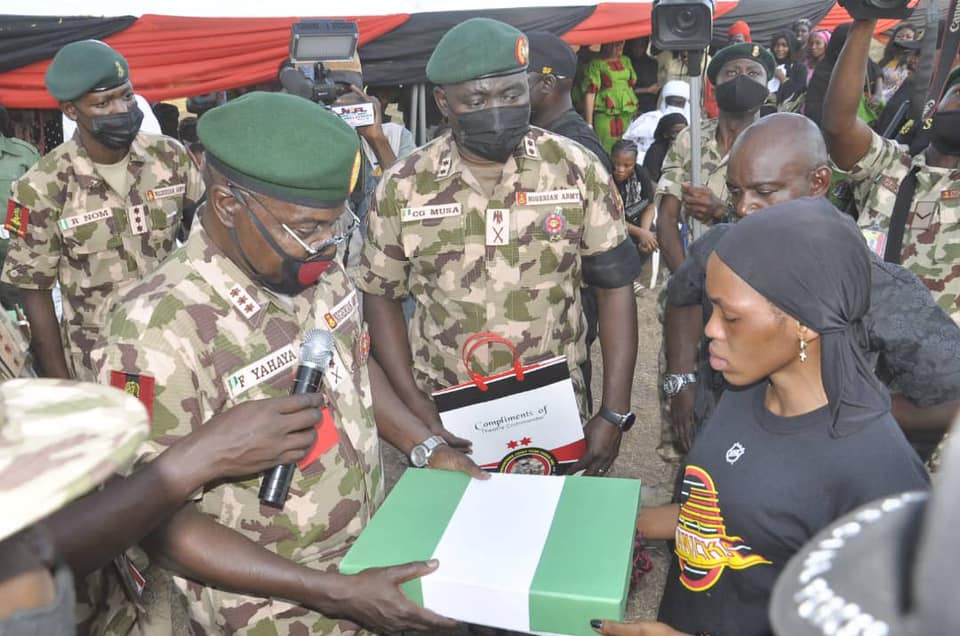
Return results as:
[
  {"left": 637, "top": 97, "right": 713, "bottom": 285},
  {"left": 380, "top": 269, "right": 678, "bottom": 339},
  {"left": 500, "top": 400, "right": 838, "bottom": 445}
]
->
[
  {"left": 713, "top": 197, "right": 890, "bottom": 435},
  {"left": 642, "top": 112, "right": 687, "bottom": 182}
]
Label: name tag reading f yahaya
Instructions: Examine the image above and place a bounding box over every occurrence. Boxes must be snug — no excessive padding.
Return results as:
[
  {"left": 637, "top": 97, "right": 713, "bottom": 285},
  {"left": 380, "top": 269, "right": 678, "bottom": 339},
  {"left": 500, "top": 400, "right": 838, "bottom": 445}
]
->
[
  {"left": 401, "top": 203, "right": 462, "bottom": 223},
  {"left": 515, "top": 189, "right": 581, "bottom": 206},
  {"left": 225, "top": 343, "right": 300, "bottom": 399}
]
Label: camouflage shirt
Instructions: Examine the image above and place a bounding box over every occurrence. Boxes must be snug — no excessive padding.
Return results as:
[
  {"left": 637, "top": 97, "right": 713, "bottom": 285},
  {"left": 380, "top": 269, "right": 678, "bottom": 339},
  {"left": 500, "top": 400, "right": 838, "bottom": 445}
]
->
[
  {"left": 1, "top": 133, "right": 204, "bottom": 377},
  {"left": 0, "top": 307, "right": 31, "bottom": 380},
  {"left": 356, "top": 128, "right": 629, "bottom": 417},
  {"left": 849, "top": 130, "right": 960, "bottom": 322},
  {"left": 91, "top": 223, "right": 382, "bottom": 635},
  {"left": 655, "top": 118, "right": 733, "bottom": 251}
]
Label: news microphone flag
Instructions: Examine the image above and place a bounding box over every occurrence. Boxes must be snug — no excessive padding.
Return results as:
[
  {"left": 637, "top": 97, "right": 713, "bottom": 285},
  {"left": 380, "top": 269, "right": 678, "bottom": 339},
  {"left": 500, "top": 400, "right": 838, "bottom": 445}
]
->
[{"left": 340, "top": 471, "right": 641, "bottom": 636}]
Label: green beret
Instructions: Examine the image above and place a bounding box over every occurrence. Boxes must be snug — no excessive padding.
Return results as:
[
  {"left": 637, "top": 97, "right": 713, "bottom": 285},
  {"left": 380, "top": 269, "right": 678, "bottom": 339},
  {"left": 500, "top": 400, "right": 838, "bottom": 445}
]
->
[
  {"left": 198, "top": 92, "right": 361, "bottom": 207},
  {"left": 707, "top": 42, "right": 776, "bottom": 85},
  {"left": 45, "top": 40, "right": 130, "bottom": 102},
  {"left": 427, "top": 18, "right": 529, "bottom": 85}
]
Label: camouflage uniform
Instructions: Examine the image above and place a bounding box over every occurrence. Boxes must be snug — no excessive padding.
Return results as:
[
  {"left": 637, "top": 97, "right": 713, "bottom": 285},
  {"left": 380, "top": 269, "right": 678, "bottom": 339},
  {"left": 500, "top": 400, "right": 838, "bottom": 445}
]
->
[
  {"left": 1, "top": 132, "right": 203, "bottom": 377},
  {"left": 91, "top": 223, "right": 383, "bottom": 635},
  {"left": 0, "top": 307, "right": 31, "bottom": 380},
  {"left": 0, "top": 134, "right": 40, "bottom": 309},
  {"left": 848, "top": 130, "right": 960, "bottom": 323},
  {"left": 654, "top": 118, "right": 733, "bottom": 247},
  {"left": 356, "top": 127, "right": 628, "bottom": 417}
]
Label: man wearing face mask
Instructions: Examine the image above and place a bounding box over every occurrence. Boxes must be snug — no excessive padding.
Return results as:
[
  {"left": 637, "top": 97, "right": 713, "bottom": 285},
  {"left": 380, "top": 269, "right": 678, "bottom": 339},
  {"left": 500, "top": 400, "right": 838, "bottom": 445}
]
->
[
  {"left": 92, "top": 91, "right": 481, "bottom": 635},
  {"left": 359, "top": 18, "right": 642, "bottom": 477},
  {"left": 655, "top": 43, "right": 775, "bottom": 274},
  {"left": 1, "top": 40, "right": 203, "bottom": 381},
  {"left": 824, "top": 20, "right": 960, "bottom": 325}
]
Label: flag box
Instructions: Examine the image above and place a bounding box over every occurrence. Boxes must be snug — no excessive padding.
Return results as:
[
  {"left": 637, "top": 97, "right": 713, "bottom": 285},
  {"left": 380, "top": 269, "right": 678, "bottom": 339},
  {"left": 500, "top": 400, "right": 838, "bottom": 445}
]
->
[
  {"left": 339, "top": 470, "right": 641, "bottom": 636},
  {"left": 432, "top": 354, "right": 586, "bottom": 474}
]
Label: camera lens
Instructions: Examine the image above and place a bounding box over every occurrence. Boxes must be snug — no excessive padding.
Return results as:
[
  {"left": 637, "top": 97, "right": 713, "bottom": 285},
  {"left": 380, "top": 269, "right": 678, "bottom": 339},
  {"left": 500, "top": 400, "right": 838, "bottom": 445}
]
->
[{"left": 673, "top": 8, "right": 698, "bottom": 34}]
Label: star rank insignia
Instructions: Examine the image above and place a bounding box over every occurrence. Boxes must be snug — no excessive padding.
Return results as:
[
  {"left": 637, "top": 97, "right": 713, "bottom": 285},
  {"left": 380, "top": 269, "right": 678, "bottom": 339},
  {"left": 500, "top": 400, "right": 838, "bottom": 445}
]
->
[{"left": 227, "top": 285, "right": 261, "bottom": 319}]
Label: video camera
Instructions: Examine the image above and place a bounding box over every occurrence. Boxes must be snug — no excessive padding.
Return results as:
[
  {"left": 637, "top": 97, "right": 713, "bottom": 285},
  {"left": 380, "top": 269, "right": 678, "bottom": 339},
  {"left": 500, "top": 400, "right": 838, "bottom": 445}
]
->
[
  {"left": 652, "top": 0, "right": 714, "bottom": 52},
  {"left": 280, "top": 20, "right": 359, "bottom": 105},
  {"left": 838, "top": 0, "right": 914, "bottom": 21}
]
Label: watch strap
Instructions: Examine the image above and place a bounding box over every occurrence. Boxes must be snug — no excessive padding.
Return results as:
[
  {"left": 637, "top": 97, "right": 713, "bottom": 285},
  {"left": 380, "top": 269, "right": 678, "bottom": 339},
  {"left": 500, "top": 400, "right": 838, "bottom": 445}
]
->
[{"left": 598, "top": 406, "right": 630, "bottom": 429}]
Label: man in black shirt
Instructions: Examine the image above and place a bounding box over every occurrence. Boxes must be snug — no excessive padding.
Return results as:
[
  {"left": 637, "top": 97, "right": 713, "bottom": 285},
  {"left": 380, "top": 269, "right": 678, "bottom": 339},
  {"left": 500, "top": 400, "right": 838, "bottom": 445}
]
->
[
  {"left": 663, "top": 113, "right": 960, "bottom": 454},
  {"left": 527, "top": 31, "right": 616, "bottom": 410}
]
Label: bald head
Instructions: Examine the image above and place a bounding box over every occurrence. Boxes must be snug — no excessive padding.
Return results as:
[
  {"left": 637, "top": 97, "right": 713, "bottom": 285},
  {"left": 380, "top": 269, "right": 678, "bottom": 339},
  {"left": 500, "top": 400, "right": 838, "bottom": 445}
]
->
[{"left": 726, "top": 113, "right": 832, "bottom": 218}]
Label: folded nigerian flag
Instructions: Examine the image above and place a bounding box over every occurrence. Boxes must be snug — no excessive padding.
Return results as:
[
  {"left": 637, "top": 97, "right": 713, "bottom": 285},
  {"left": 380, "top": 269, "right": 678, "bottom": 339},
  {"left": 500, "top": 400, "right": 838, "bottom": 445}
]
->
[{"left": 340, "top": 471, "right": 641, "bottom": 636}]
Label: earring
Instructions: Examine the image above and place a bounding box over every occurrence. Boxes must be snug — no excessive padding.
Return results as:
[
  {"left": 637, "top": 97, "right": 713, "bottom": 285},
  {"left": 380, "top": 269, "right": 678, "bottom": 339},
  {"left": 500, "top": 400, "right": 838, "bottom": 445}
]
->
[{"left": 799, "top": 328, "right": 808, "bottom": 363}]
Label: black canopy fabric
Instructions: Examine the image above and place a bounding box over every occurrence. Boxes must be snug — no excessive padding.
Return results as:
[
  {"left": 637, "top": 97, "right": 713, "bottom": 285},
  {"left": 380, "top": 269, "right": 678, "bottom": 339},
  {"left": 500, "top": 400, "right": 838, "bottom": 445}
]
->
[
  {"left": 359, "top": 6, "right": 596, "bottom": 86},
  {"left": 710, "top": 0, "right": 834, "bottom": 48},
  {"left": 0, "top": 15, "right": 136, "bottom": 74}
]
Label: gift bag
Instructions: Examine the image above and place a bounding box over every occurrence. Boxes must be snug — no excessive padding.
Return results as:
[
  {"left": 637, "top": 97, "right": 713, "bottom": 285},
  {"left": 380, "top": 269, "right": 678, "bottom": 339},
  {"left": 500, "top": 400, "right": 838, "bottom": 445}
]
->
[{"left": 432, "top": 332, "right": 585, "bottom": 474}]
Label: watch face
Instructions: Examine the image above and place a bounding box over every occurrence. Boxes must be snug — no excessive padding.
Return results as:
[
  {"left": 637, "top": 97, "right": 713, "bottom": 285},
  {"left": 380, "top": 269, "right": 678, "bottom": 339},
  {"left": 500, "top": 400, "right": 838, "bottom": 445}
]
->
[
  {"left": 411, "top": 445, "right": 427, "bottom": 467},
  {"left": 663, "top": 376, "right": 680, "bottom": 395}
]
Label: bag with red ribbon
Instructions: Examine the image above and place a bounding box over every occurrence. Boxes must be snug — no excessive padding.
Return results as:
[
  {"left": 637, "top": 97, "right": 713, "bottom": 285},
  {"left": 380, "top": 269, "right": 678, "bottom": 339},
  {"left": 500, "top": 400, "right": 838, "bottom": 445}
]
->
[{"left": 431, "top": 332, "right": 585, "bottom": 475}]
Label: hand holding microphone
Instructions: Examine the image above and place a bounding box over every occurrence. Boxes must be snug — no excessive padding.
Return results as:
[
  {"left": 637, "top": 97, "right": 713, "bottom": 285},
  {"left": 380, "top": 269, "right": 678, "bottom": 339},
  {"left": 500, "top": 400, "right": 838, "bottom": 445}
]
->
[{"left": 259, "top": 329, "right": 335, "bottom": 508}]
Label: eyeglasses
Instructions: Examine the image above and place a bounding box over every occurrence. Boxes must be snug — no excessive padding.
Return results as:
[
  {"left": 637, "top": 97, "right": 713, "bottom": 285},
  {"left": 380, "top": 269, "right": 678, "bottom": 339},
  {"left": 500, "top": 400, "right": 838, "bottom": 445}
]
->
[{"left": 229, "top": 184, "right": 358, "bottom": 257}]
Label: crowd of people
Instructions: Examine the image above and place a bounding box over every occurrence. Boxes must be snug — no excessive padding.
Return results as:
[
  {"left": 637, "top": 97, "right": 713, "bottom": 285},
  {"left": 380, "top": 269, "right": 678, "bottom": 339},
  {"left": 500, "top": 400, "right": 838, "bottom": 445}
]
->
[{"left": 0, "top": 8, "right": 958, "bottom": 636}]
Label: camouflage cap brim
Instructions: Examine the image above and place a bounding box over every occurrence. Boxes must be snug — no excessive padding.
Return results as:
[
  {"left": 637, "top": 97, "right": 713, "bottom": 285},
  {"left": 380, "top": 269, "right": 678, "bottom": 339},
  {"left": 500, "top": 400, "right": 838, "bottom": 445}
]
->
[{"left": 0, "top": 379, "right": 149, "bottom": 541}]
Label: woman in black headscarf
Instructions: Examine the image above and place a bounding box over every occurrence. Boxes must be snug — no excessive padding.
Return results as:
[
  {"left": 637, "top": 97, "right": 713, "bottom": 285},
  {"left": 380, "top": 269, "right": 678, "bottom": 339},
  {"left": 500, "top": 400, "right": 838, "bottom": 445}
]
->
[
  {"left": 641, "top": 112, "right": 686, "bottom": 183},
  {"left": 768, "top": 30, "right": 808, "bottom": 107},
  {"left": 592, "top": 198, "right": 928, "bottom": 636},
  {"left": 805, "top": 23, "right": 882, "bottom": 127}
]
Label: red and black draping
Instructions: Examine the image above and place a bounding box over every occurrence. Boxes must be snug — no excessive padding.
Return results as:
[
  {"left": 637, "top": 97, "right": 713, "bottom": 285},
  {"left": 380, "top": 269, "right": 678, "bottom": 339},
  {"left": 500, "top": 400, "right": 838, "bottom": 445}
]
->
[
  {"left": 0, "top": 15, "right": 137, "bottom": 74},
  {"left": 0, "top": 13, "right": 409, "bottom": 108}
]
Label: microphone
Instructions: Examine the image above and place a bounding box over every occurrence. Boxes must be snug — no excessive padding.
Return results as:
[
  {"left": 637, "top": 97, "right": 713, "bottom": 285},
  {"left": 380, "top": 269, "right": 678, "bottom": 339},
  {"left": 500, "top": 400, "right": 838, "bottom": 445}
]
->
[
  {"left": 259, "top": 329, "right": 335, "bottom": 508},
  {"left": 279, "top": 67, "right": 316, "bottom": 102}
]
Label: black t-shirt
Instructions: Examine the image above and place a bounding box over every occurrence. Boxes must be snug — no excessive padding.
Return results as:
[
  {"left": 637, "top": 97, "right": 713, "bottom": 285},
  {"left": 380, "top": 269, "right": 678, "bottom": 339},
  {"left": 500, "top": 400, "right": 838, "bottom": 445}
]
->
[
  {"left": 544, "top": 109, "right": 614, "bottom": 175},
  {"left": 629, "top": 54, "right": 659, "bottom": 113},
  {"left": 657, "top": 382, "right": 929, "bottom": 636}
]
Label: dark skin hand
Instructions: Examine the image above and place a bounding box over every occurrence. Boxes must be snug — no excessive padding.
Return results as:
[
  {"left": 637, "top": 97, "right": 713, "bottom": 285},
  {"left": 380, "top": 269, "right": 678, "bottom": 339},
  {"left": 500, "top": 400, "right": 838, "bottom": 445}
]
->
[
  {"left": 680, "top": 182, "right": 727, "bottom": 223},
  {"left": 592, "top": 620, "right": 689, "bottom": 636},
  {"left": 663, "top": 302, "right": 703, "bottom": 452},
  {"left": 20, "top": 288, "right": 70, "bottom": 379},
  {"left": 569, "top": 284, "right": 637, "bottom": 475},
  {"left": 656, "top": 195, "right": 685, "bottom": 273},
  {"left": 145, "top": 504, "right": 458, "bottom": 633},
  {"left": 340, "top": 85, "right": 398, "bottom": 172},
  {"left": 46, "top": 393, "right": 323, "bottom": 578}
]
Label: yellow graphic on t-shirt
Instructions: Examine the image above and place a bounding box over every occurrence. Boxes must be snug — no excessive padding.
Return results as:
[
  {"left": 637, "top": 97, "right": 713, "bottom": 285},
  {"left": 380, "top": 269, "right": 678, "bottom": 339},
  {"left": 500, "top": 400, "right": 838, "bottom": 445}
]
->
[{"left": 674, "top": 465, "right": 771, "bottom": 592}]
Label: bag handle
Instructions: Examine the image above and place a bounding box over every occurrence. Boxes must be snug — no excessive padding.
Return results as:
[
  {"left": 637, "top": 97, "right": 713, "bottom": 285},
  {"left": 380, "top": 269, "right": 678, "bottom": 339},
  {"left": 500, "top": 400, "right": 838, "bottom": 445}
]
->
[{"left": 460, "top": 332, "right": 525, "bottom": 391}]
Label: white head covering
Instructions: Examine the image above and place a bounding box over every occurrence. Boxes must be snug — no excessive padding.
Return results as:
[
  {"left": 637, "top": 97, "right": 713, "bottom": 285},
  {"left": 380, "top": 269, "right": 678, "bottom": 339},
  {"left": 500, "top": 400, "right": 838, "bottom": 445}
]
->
[
  {"left": 623, "top": 79, "right": 691, "bottom": 156},
  {"left": 657, "top": 80, "right": 691, "bottom": 121}
]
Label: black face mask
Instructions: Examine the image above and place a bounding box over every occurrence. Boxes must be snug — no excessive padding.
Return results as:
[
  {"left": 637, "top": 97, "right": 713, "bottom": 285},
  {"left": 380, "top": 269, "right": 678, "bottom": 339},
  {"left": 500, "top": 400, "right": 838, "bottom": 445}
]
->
[
  {"left": 929, "top": 110, "right": 960, "bottom": 156},
  {"left": 715, "top": 75, "right": 769, "bottom": 114},
  {"left": 90, "top": 105, "right": 144, "bottom": 150},
  {"left": 453, "top": 104, "right": 530, "bottom": 163},
  {"left": 229, "top": 196, "right": 336, "bottom": 296}
]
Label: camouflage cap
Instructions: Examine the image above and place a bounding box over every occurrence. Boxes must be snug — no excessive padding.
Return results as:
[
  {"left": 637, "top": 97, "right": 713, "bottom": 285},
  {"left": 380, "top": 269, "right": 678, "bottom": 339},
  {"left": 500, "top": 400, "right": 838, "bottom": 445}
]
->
[
  {"left": 426, "top": 18, "right": 529, "bottom": 85},
  {"left": 0, "top": 379, "right": 148, "bottom": 541},
  {"left": 707, "top": 42, "right": 776, "bottom": 85},
  {"left": 198, "top": 91, "right": 362, "bottom": 207},
  {"left": 45, "top": 40, "right": 131, "bottom": 102}
]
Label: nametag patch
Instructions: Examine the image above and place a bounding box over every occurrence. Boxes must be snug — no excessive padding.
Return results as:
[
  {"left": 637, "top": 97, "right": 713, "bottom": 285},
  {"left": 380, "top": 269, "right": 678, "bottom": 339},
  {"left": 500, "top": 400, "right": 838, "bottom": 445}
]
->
[
  {"left": 323, "top": 289, "right": 359, "bottom": 330},
  {"left": 57, "top": 208, "right": 112, "bottom": 232},
  {"left": 127, "top": 205, "right": 149, "bottom": 235},
  {"left": 225, "top": 343, "right": 299, "bottom": 399},
  {"left": 401, "top": 203, "right": 462, "bottom": 223},
  {"left": 941, "top": 189, "right": 960, "bottom": 200},
  {"left": 486, "top": 208, "right": 510, "bottom": 246},
  {"left": 146, "top": 184, "right": 186, "bottom": 201},
  {"left": 516, "top": 189, "right": 581, "bottom": 206},
  {"left": 227, "top": 284, "right": 262, "bottom": 319}
]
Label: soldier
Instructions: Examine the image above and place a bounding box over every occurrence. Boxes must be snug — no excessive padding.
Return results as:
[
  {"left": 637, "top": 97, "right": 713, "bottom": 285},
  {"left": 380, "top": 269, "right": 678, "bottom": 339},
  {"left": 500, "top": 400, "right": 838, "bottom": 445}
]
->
[
  {"left": 358, "top": 18, "right": 643, "bottom": 476},
  {"left": 1, "top": 40, "right": 203, "bottom": 380},
  {"left": 664, "top": 113, "right": 960, "bottom": 459},
  {"left": 655, "top": 42, "right": 776, "bottom": 272},
  {"left": 0, "top": 105, "right": 40, "bottom": 310},
  {"left": 92, "top": 91, "right": 476, "bottom": 635},
  {"left": 823, "top": 19, "right": 959, "bottom": 323},
  {"left": 0, "top": 378, "right": 148, "bottom": 634}
]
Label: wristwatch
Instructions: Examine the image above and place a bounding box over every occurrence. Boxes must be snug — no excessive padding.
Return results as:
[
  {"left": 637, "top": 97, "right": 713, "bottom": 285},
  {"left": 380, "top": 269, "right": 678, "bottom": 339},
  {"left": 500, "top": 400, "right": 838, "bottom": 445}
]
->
[
  {"left": 598, "top": 406, "right": 636, "bottom": 432},
  {"left": 663, "top": 373, "right": 697, "bottom": 397},
  {"left": 409, "top": 435, "right": 447, "bottom": 468}
]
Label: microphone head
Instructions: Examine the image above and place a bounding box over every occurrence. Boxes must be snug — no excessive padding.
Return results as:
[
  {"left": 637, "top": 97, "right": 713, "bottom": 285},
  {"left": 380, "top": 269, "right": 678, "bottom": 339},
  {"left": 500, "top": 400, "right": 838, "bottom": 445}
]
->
[{"left": 301, "top": 329, "right": 335, "bottom": 369}]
